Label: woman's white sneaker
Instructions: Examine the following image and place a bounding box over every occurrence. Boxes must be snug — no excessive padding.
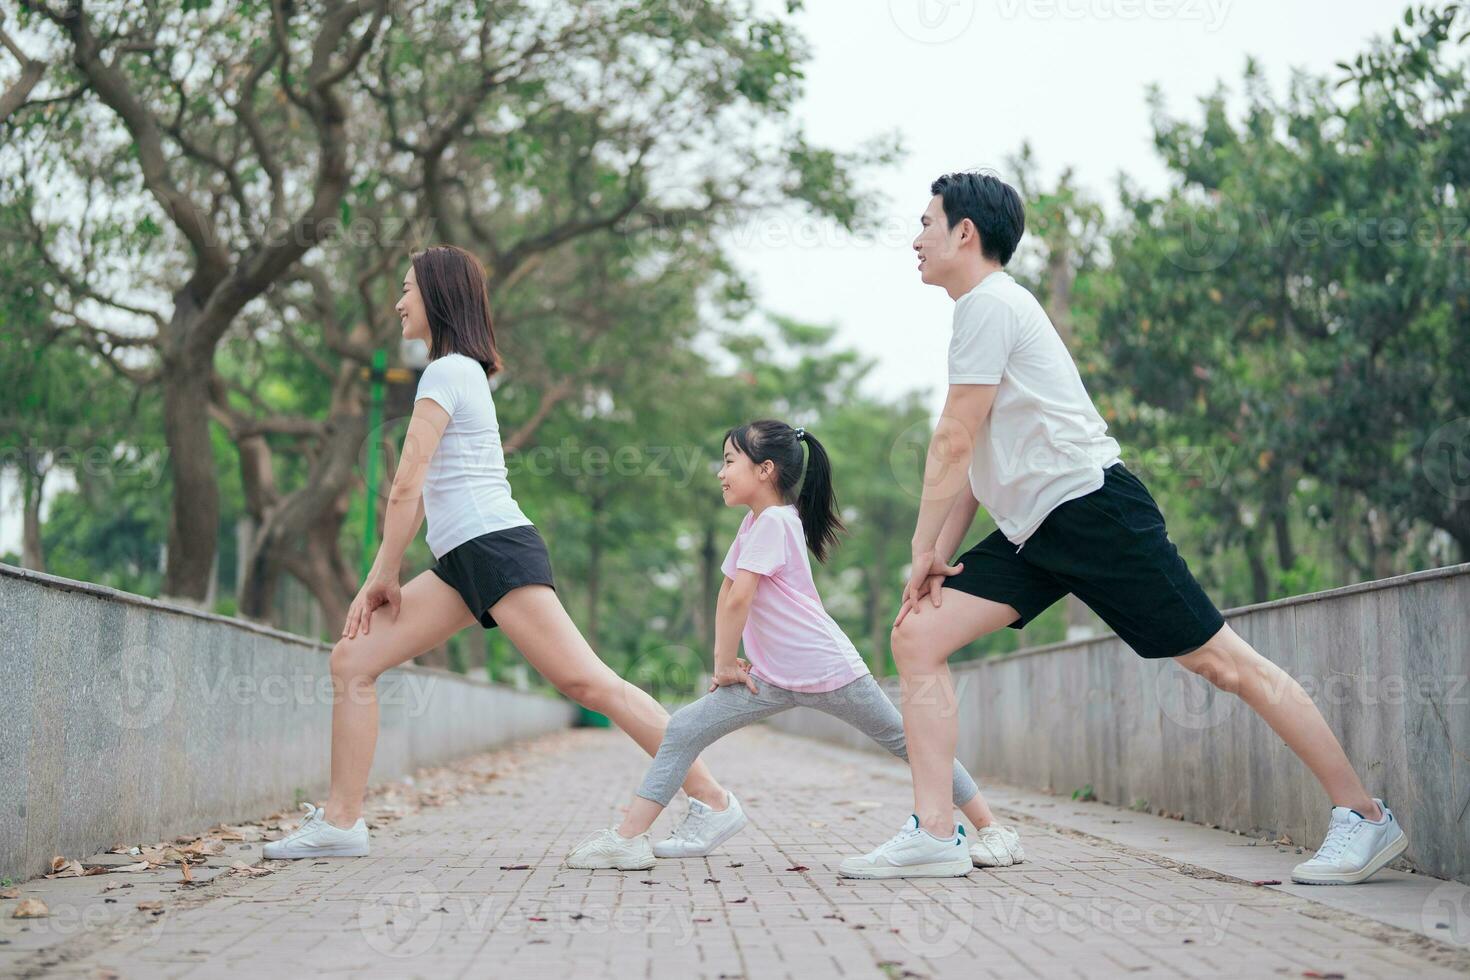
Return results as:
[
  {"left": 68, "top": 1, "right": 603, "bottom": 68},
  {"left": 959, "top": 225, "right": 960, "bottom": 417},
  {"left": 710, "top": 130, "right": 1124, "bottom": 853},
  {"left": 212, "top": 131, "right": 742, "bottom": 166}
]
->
[
  {"left": 653, "top": 791, "right": 748, "bottom": 858},
  {"left": 840, "top": 815, "right": 972, "bottom": 879},
  {"left": 565, "top": 829, "right": 656, "bottom": 870},
  {"left": 261, "top": 802, "right": 370, "bottom": 859},
  {"left": 1291, "top": 798, "right": 1407, "bottom": 885},
  {"left": 970, "top": 825, "right": 1025, "bottom": 867}
]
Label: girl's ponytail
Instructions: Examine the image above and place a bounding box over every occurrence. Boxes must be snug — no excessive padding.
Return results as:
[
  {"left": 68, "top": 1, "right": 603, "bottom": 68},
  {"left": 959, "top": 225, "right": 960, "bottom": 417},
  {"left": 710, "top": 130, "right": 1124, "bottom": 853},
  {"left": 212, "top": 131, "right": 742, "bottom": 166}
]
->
[
  {"left": 723, "top": 419, "right": 847, "bottom": 563},
  {"left": 793, "top": 429, "right": 845, "bottom": 563}
]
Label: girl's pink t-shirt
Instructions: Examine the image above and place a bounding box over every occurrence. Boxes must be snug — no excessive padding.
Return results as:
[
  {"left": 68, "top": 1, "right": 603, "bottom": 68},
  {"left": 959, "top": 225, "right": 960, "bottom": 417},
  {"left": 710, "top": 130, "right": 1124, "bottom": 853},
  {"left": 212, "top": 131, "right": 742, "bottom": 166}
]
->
[{"left": 719, "top": 504, "right": 869, "bottom": 693}]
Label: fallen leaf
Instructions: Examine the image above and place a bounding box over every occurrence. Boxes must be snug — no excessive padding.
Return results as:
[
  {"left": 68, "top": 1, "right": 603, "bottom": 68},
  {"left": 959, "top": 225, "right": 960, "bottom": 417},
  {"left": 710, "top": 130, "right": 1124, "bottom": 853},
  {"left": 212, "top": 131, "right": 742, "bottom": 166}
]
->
[
  {"left": 731, "top": 897, "right": 748, "bottom": 904},
  {"left": 0, "top": 888, "right": 18, "bottom": 899},
  {"left": 704, "top": 878, "right": 720, "bottom": 884},
  {"left": 527, "top": 916, "right": 547, "bottom": 922},
  {"left": 227, "top": 862, "right": 272, "bottom": 877},
  {"left": 45, "top": 857, "right": 84, "bottom": 879},
  {"left": 499, "top": 864, "right": 531, "bottom": 871},
  {"left": 136, "top": 901, "right": 163, "bottom": 911},
  {"left": 693, "top": 917, "right": 712, "bottom": 923},
  {"left": 13, "top": 898, "right": 49, "bottom": 918},
  {"left": 786, "top": 866, "right": 809, "bottom": 872},
  {"left": 180, "top": 861, "right": 193, "bottom": 884},
  {"left": 1251, "top": 879, "right": 1282, "bottom": 886},
  {"left": 109, "top": 862, "right": 151, "bottom": 874}
]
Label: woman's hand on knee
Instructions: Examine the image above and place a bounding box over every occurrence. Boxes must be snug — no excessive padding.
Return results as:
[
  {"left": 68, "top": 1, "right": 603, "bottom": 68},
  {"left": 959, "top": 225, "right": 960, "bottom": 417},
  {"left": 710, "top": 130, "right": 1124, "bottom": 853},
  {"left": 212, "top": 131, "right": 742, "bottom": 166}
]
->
[{"left": 343, "top": 575, "right": 402, "bottom": 638}]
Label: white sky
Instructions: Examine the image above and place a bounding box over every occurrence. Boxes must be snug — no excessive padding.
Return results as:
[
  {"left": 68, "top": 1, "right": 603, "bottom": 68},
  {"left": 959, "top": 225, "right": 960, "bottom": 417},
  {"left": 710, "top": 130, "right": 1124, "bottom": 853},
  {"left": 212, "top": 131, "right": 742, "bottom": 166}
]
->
[
  {"left": 731, "top": 0, "right": 1409, "bottom": 414},
  {"left": 0, "top": 0, "right": 1410, "bottom": 556}
]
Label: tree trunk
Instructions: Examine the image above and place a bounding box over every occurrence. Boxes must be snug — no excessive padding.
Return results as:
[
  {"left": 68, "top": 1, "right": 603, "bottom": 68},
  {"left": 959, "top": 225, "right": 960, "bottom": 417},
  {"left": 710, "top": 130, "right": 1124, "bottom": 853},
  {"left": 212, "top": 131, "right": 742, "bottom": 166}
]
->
[
  {"left": 160, "top": 344, "right": 220, "bottom": 604},
  {"left": 20, "top": 460, "right": 46, "bottom": 572},
  {"left": 698, "top": 520, "right": 718, "bottom": 651},
  {"left": 586, "top": 489, "right": 604, "bottom": 650},
  {"left": 1243, "top": 525, "right": 1270, "bottom": 603},
  {"left": 1269, "top": 469, "right": 1296, "bottom": 573},
  {"left": 867, "top": 525, "right": 890, "bottom": 677},
  {"left": 237, "top": 393, "right": 367, "bottom": 628}
]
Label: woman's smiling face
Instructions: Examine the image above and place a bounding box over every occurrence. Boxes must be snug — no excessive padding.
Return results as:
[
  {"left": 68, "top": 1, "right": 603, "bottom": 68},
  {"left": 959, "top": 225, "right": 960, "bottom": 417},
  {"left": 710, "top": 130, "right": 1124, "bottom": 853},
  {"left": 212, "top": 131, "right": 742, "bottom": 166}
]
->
[{"left": 395, "top": 264, "right": 430, "bottom": 343}]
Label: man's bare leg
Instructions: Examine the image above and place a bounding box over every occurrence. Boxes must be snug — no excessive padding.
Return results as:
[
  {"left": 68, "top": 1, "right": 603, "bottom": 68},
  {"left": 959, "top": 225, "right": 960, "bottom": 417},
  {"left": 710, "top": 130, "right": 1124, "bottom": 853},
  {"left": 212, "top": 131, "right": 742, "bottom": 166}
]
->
[
  {"left": 890, "top": 592, "right": 1021, "bottom": 838},
  {"left": 1175, "top": 623, "right": 1380, "bottom": 819}
]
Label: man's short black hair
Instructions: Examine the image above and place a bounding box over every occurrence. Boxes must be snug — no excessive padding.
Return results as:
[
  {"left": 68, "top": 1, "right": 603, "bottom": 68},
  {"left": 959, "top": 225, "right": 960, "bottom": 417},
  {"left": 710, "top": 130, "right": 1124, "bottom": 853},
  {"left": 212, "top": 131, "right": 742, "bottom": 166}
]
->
[{"left": 930, "top": 171, "right": 1025, "bottom": 266}]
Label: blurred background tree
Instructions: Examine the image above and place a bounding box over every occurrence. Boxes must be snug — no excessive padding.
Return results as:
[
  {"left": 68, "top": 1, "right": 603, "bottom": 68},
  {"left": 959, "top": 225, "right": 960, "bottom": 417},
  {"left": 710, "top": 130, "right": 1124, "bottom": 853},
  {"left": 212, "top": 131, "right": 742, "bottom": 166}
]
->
[{"left": 2, "top": 1, "right": 1466, "bottom": 692}]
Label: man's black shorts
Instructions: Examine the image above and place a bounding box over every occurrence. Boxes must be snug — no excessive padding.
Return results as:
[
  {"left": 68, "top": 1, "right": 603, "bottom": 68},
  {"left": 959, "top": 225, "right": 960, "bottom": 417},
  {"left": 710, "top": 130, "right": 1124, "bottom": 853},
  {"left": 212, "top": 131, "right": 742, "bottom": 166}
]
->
[{"left": 943, "top": 462, "right": 1225, "bottom": 659}]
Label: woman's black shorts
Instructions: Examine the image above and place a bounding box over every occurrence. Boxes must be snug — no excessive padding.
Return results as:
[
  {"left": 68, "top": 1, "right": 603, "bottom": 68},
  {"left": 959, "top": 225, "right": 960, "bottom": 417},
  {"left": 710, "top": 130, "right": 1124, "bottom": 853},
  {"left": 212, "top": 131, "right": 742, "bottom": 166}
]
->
[
  {"left": 943, "top": 463, "right": 1225, "bottom": 659},
  {"left": 430, "top": 523, "right": 557, "bottom": 630}
]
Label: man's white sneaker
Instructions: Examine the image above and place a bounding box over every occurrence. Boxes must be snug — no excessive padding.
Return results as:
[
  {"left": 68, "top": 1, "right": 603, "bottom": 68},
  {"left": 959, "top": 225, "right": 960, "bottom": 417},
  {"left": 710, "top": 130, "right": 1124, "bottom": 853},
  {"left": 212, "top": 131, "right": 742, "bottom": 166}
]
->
[
  {"left": 261, "top": 802, "right": 370, "bottom": 859},
  {"left": 970, "top": 825, "right": 1025, "bottom": 868},
  {"left": 839, "top": 815, "right": 972, "bottom": 879},
  {"left": 565, "top": 829, "right": 656, "bottom": 870},
  {"left": 1291, "top": 798, "right": 1407, "bottom": 885},
  {"left": 652, "top": 791, "right": 748, "bottom": 858}
]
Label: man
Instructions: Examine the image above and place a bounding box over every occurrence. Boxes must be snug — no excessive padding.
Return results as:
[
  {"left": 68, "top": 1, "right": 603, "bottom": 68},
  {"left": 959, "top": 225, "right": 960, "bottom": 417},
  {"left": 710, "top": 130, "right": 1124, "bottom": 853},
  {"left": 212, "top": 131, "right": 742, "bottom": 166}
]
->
[{"left": 837, "top": 171, "right": 1406, "bottom": 885}]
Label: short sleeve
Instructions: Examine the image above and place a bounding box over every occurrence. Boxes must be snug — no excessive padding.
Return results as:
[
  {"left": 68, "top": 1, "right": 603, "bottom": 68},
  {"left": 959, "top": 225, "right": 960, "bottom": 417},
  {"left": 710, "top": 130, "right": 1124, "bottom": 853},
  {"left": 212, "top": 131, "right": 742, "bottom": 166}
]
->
[
  {"left": 719, "top": 533, "right": 740, "bottom": 580},
  {"left": 735, "top": 512, "right": 788, "bottom": 576},
  {"left": 948, "top": 294, "right": 1020, "bottom": 385},
  {"left": 415, "top": 357, "right": 463, "bottom": 417}
]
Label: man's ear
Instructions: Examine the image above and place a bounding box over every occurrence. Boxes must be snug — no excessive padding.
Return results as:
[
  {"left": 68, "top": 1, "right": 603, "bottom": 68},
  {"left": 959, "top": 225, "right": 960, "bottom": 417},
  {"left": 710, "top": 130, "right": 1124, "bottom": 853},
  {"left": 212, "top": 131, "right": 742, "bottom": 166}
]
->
[{"left": 959, "top": 217, "right": 978, "bottom": 248}]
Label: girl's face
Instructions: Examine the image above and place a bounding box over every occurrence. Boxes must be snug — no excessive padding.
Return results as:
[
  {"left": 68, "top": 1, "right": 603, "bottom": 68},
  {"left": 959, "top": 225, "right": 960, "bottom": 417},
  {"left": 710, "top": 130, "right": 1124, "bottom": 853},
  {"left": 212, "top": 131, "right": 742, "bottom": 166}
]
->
[
  {"left": 717, "top": 437, "right": 773, "bottom": 508},
  {"left": 395, "top": 264, "right": 430, "bottom": 343}
]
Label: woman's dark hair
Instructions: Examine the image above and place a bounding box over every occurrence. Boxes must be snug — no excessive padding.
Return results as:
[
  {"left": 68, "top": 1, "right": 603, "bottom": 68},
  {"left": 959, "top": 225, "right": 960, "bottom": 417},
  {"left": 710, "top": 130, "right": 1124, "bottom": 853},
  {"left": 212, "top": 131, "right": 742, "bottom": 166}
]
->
[
  {"left": 410, "top": 244, "right": 503, "bottom": 377},
  {"left": 723, "top": 419, "right": 846, "bottom": 563},
  {"left": 929, "top": 171, "right": 1025, "bottom": 266}
]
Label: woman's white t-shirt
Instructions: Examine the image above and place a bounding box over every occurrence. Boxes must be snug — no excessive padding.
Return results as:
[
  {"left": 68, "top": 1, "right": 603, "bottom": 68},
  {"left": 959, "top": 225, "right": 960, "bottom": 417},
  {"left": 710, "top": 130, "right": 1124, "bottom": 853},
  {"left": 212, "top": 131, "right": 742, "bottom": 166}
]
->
[{"left": 414, "top": 353, "right": 532, "bottom": 559}]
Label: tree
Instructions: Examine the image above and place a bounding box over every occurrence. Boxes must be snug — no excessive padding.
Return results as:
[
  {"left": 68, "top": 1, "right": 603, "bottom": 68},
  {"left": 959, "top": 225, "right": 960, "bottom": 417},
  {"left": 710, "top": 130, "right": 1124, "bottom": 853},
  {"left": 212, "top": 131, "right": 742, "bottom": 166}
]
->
[{"left": 9, "top": 0, "right": 389, "bottom": 603}]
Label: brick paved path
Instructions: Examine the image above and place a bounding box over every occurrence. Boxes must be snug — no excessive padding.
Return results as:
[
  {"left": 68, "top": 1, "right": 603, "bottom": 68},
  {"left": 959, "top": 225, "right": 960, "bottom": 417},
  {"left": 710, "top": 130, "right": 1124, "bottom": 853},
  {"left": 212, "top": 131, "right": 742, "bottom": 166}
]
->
[{"left": 4, "top": 727, "right": 1467, "bottom": 979}]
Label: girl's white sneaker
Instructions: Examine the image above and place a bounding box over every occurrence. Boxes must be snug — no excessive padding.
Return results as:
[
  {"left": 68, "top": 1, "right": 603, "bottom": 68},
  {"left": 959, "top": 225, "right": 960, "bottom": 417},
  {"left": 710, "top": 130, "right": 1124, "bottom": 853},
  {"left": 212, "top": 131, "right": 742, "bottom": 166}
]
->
[
  {"left": 261, "top": 802, "right": 370, "bottom": 859},
  {"left": 565, "top": 828, "right": 656, "bottom": 870},
  {"left": 652, "top": 791, "right": 748, "bottom": 858},
  {"left": 970, "top": 825, "right": 1025, "bottom": 867}
]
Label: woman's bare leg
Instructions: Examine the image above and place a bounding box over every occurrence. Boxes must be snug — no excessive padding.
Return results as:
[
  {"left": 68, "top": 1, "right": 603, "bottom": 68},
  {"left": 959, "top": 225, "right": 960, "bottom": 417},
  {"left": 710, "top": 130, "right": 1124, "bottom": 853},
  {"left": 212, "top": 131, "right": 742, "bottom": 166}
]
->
[
  {"left": 324, "top": 570, "right": 477, "bottom": 828},
  {"left": 488, "top": 584, "right": 727, "bottom": 807}
]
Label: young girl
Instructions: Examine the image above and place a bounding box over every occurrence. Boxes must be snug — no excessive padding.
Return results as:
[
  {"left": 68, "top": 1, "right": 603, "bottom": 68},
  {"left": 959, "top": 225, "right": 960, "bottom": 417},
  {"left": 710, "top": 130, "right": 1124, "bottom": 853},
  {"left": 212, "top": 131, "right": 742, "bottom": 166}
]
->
[
  {"left": 565, "top": 419, "right": 1024, "bottom": 877},
  {"left": 263, "top": 245, "right": 733, "bottom": 859}
]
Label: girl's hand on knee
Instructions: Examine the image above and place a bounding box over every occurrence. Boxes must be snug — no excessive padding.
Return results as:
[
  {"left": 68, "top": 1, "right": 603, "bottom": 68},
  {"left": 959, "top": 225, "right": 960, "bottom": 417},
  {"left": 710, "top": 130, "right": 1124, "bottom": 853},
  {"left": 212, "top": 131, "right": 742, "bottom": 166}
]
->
[{"left": 710, "top": 659, "right": 758, "bottom": 694}]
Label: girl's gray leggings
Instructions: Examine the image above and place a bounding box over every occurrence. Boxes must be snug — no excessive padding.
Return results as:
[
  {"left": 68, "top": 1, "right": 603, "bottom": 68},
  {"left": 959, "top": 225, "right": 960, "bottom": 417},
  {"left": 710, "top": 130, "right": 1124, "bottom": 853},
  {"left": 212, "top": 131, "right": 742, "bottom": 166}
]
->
[{"left": 636, "top": 673, "right": 981, "bottom": 807}]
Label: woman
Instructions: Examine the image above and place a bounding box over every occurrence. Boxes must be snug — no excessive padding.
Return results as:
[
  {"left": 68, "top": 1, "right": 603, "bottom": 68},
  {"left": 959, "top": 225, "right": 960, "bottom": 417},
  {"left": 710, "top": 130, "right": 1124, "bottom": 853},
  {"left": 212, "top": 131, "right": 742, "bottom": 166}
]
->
[{"left": 263, "top": 245, "right": 730, "bottom": 858}]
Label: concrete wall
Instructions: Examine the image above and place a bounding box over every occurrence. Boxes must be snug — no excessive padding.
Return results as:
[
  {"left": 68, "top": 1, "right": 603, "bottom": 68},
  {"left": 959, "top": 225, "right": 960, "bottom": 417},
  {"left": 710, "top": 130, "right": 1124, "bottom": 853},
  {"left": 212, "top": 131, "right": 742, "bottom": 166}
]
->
[
  {"left": 765, "top": 563, "right": 1470, "bottom": 884},
  {"left": 0, "top": 563, "right": 579, "bottom": 883}
]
